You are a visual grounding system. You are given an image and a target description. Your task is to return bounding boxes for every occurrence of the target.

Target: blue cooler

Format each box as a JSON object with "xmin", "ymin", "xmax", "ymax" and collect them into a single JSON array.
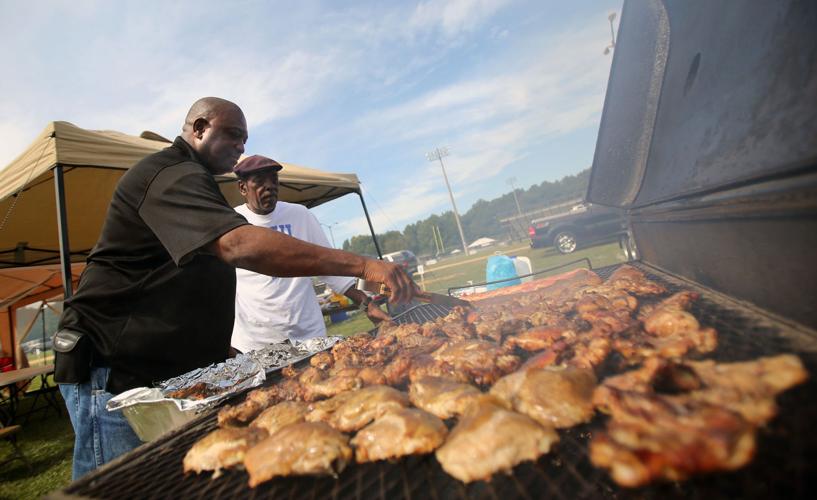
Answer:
[
  {"xmin": 329, "ymin": 310, "xmax": 348, "ymax": 323},
  {"xmin": 485, "ymin": 255, "xmax": 521, "ymax": 291}
]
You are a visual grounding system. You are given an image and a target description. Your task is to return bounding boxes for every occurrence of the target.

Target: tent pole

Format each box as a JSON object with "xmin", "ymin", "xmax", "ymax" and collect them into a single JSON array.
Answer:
[
  {"xmin": 357, "ymin": 192, "xmax": 383, "ymax": 259},
  {"xmin": 53, "ymin": 164, "xmax": 73, "ymax": 298}
]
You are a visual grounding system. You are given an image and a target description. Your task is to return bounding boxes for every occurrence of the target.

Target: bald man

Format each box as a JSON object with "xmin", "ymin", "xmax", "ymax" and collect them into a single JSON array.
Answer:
[{"xmin": 54, "ymin": 97, "xmax": 417, "ymax": 479}]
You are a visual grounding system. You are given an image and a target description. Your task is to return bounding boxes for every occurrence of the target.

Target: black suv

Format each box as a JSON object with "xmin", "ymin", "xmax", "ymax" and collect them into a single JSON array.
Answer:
[{"xmin": 528, "ymin": 203, "xmax": 626, "ymax": 254}]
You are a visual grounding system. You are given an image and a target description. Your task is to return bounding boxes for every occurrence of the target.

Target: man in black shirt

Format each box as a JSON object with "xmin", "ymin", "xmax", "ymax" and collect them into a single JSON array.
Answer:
[{"xmin": 56, "ymin": 97, "xmax": 417, "ymax": 479}]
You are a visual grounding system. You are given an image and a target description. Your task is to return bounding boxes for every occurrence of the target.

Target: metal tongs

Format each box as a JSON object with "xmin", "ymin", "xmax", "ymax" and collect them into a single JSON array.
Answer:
[{"xmin": 357, "ymin": 279, "xmax": 472, "ymax": 308}]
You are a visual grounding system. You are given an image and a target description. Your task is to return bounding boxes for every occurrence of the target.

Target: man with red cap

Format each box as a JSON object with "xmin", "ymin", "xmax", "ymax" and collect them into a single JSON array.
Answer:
[{"xmin": 230, "ymin": 155, "xmax": 390, "ymax": 352}]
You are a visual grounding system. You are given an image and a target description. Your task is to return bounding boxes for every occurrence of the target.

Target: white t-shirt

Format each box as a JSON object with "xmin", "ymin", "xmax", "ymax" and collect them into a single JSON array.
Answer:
[{"xmin": 231, "ymin": 202, "xmax": 355, "ymax": 353}]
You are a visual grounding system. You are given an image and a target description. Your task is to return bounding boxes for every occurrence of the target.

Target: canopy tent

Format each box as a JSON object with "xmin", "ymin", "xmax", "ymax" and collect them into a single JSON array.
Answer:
[
  {"xmin": 0, "ymin": 121, "xmax": 384, "ymax": 365},
  {"xmin": 0, "ymin": 263, "xmax": 84, "ymax": 365},
  {"xmin": 0, "ymin": 121, "xmax": 381, "ymax": 271}
]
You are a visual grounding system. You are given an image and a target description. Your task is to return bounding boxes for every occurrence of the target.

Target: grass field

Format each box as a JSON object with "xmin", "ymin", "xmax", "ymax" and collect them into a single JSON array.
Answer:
[{"xmin": 1, "ymin": 376, "xmax": 72, "ymax": 500}]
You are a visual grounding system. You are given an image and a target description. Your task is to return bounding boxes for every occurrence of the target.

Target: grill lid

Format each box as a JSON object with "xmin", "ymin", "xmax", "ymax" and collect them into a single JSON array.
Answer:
[{"xmin": 587, "ymin": 0, "xmax": 817, "ymax": 209}]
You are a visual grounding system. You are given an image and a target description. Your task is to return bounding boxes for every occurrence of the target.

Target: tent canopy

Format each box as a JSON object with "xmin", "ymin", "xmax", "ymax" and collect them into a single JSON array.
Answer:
[{"xmin": 0, "ymin": 121, "xmax": 362, "ymax": 267}]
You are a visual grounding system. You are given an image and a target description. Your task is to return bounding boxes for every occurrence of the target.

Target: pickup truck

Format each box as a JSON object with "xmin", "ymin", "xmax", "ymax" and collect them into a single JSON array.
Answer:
[{"xmin": 528, "ymin": 203, "xmax": 626, "ymax": 254}]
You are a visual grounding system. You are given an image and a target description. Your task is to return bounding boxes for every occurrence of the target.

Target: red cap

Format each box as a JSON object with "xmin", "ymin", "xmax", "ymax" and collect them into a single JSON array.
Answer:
[{"xmin": 233, "ymin": 155, "xmax": 283, "ymax": 177}]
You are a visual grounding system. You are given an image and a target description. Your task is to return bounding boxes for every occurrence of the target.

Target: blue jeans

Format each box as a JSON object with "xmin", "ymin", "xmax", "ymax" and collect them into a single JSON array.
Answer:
[{"xmin": 59, "ymin": 367, "xmax": 143, "ymax": 480}]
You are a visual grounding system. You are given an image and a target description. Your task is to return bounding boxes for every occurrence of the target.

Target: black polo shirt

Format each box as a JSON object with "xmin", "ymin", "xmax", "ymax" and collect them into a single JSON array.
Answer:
[{"xmin": 59, "ymin": 137, "xmax": 249, "ymax": 394}]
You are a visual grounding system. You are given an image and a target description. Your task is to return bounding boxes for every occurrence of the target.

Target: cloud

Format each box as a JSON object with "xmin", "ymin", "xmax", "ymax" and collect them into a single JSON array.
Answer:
[
  {"xmin": 409, "ymin": 0, "xmax": 514, "ymax": 38},
  {"xmin": 325, "ymin": 19, "xmax": 612, "ymax": 239}
]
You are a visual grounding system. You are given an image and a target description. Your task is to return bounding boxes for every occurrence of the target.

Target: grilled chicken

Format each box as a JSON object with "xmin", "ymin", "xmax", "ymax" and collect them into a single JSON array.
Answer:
[
  {"xmin": 590, "ymin": 389, "xmax": 756, "ymax": 487},
  {"xmin": 305, "ymin": 385, "xmax": 410, "ymax": 432},
  {"xmin": 435, "ymin": 397, "xmax": 558, "ymax": 483},
  {"xmin": 604, "ymin": 265, "xmax": 667, "ymax": 296},
  {"xmin": 490, "ymin": 366, "xmax": 596, "ymax": 428},
  {"xmin": 591, "ymin": 355, "xmax": 808, "ymax": 486},
  {"xmin": 408, "ymin": 376, "xmax": 486, "ymax": 419},
  {"xmin": 351, "ymin": 408, "xmax": 448, "ymax": 463},
  {"xmin": 183, "ymin": 427, "xmax": 268, "ymax": 477},
  {"xmin": 244, "ymin": 422, "xmax": 352, "ymax": 486},
  {"xmin": 249, "ymin": 401, "xmax": 308, "ymax": 435},
  {"xmin": 431, "ymin": 339, "xmax": 520, "ymax": 385},
  {"xmin": 302, "ymin": 374, "xmax": 363, "ymax": 402},
  {"xmin": 614, "ymin": 292, "xmax": 717, "ymax": 361},
  {"xmin": 218, "ymin": 378, "xmax": 304, "ymax": 427},
  {"xmin": 596, "ymin": 355, "xmax": 808, "ymax": 425},
  {"xmin": 408, "ymin": 354, "xmax": 472, "ymax": 384},
  {"xmin": 503, "ymin": 324, "xmax": 576, "ymax": 352}
]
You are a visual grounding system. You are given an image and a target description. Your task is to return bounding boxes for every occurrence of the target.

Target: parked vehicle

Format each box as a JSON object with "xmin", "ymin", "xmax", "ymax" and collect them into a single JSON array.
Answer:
[
  {"xmin": 382, "ymin": 250, "xmax": 419, "ymax": 275},
  {"xmin": 528, "ymin": 202, "xmax": 626, "ymax": 254}
]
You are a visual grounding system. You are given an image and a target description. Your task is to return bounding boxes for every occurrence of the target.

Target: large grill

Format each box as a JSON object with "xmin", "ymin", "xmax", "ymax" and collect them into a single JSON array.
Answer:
[{"xmin": 56, "ymin": 262, "xmax": 817, "ymax": 499}]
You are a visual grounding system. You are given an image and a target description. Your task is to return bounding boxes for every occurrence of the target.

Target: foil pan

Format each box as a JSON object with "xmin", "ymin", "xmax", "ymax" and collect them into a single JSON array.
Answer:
[{"xmin": 107, "ymin": 336, "xmax": 342, "ymax": 442}]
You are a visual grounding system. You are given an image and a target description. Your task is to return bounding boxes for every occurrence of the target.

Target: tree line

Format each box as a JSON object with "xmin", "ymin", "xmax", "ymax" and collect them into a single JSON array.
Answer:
[{"xmin": 342, "ymin": 168, "xmax": 590, "ymax": 257}]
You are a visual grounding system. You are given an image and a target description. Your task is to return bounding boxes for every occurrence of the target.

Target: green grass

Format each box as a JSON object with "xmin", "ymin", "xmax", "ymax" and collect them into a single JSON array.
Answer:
[{"xmin": 1, "ymin": 392, "xmax": 72, "ymax": 500}]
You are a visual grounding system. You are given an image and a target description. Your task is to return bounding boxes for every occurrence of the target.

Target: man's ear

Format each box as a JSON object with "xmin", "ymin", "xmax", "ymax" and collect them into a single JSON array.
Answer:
[
  {"xmin": 192, "ymin": 117, "xmax": 209, "ymax": 139},
  {"xmin": 237, "ymin": 179, "xmax": 248, "ymax": 195}
]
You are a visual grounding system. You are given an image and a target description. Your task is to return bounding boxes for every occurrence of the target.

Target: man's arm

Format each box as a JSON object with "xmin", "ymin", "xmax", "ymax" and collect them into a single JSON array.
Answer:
[{"xmin": 207, "ymin": 224, "xmax": 417, "ymax": 303}]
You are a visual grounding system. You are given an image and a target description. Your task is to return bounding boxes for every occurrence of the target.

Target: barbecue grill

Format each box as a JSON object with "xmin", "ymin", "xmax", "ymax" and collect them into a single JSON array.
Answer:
[
  {"xmin": 49, "ymin": 0, "xmax": 817, "ymax": 498},
  {"xmin": 49, "ymin": 264, "xmax": 817, "ymax": 499}
]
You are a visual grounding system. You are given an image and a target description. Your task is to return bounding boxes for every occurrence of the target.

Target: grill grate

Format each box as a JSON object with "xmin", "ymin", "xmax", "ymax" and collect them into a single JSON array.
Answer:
[{"xmin": 60, "ymin": 263, "xmax": 817, "ymax": 499}]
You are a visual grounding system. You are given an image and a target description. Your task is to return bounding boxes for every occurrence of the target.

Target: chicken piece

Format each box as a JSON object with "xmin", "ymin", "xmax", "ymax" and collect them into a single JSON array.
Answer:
[
  {"xmin": 408, "ymin": 354, "xmax": 472, "ymax": 384},
  {"xmin": 329, "ymin": 366, "xmax": 387, "ymax": 386},
  {"xmin": 167, "ymin": 382, "xmax": 222, "ymax": 400},
  {"xmin": 281, "ymin": 365, "xmax": 298, "ymax": 378},
  {"xmin": 217, "ymin": 379, "xmax": 302, "ymax": 427},
  {"xmin": 310, "ymin": 351, "xmax": 334, "ymax": 370},
  {"xmin": 250, "ymin": 401, "xmax": 308, "ymax": 435},
  {"xmin": 351, "ymin": 408, "xmax": 448, "ymax": 463},
  {"xmin": 503, "ymin": 325, "xmax": 575, "ymax": 352},
  {"xmin": 408, "ymin": 376, "xmax": 485, "ymax": 419},
  {"xmin": 331, "ymin": 334, "xmax": 376, "ymax": 368},
  {"xmin": 435, "ymin": 397, "xmax": 559, "ymax": 483},
  {"xmin": 305, "ymin": 385, "xmax": 410, "ymax": 432},
  {"xmin": 521, "ymin": 334, "xmax": 611, "ymax": 371},
  {"xmin": 432, "ymin": 339, "xmax": 520, "ymax": 385},
  {"xmin": 605, "ymin": 265, "xmax": 667, "ymax": 296},
  {"xmin": 643, "ymin": 292, "xmax": 706, "ymax": 337},
  {"xmin": 616, "ymin": 292, "xmax": 717, "ymax": 361},
  {"xmin": 575, "ymin": 291, "xmax": 637, "ymax": 337},
  {"xmin": 396, "ymin": 332, "xmax": 447, "ymax": 354},
  {"xmin": 589, "ymin": 389, "xmax": 756, "ymax": 487},
  {"xmin": 598, "ymin": 354, "xmax": 808, "ymax": 426},
  {"xmin": 383, "ymin": 352, "xmax": 413, "ymax": 386},
  {"xmin": 490, "ymin": 366, "xmax": 596, "ymax": 428},
  {"xmin": 244, "ymin": 422, "xmax": 352, "ymax": 486},
  {"xmin": 183, "ymin": 427, "xmax": 268, "ymax": 477},
  {"xmin": 302, "ymin": 374, "xmax": 363, "ymax": 402}
]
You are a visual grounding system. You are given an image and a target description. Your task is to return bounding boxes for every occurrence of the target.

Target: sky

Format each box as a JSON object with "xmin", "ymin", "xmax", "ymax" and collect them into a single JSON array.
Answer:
[{"xmin": 0, "ymin": 0, "xmax": 621, "ymax": 247}]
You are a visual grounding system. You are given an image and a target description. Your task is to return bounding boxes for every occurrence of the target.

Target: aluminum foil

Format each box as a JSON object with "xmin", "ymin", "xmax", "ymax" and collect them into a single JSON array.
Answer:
[{"xmin": 107, "ymin": 336, "xmax": 344, "ymax": 414}]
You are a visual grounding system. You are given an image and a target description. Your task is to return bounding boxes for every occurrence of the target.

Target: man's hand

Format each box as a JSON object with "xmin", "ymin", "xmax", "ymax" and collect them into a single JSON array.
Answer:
[
  {"xmin": 364, "ymin": 301, "xmax": 391, "ymax": 324},
  {"xmin": 361, "ymin": 259, "xmax": 419, "ymax": 304}
]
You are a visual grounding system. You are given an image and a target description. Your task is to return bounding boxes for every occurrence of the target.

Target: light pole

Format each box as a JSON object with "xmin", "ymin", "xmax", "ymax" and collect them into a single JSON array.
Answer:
[
  {"xmin": 604, "ymin": 12, "xmax": 617, "ymax": 55},
  {"xmin": 426, "ymin": 147, "xmax": 468, "ymax": 255},
  {"xmin": 321, "ymin": 222, "xmax": 338, "ymax": 248},
  {"xmin": 507, "ymin": 177, "xmax": 523, "ymax": 217}
]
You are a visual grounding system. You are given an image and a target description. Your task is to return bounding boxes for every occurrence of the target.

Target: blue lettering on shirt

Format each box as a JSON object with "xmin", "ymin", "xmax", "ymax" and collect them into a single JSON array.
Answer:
[{"xmin": 272, "ymin": 224, "xmax": 293, "ymax": 236}]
